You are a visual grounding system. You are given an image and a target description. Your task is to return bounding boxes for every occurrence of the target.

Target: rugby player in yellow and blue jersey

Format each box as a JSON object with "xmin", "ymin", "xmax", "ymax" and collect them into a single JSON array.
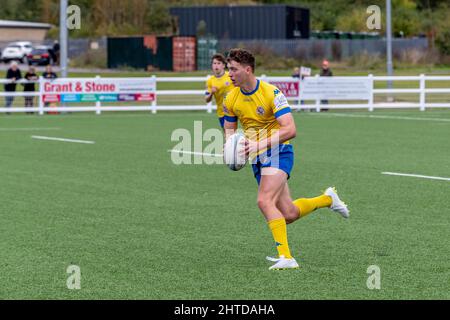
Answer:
[
  {"xmin": 205, "ymin": 53, "xmax": 235, "ymax": 128},
  {"xmin": 223, "ymin": 49, "xmax": 350, "ymax": 270}
]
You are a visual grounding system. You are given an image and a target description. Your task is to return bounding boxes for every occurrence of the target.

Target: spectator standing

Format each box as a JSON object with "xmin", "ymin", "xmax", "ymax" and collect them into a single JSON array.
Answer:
[
  {"xmin": 23, "ymin": 66, "xmax": 38, "ymax": 114},
  {"xmin": 43, "ymin": 64, "xmax": 58, "ymax": 80},
  {"xmin": 291, "ymin": 67, "xmax": 302, "ymax": 111},
  {"xmin": 320, "ymin": 60, "xmax": 333, "ymax": 77},
  {"xmin": 43, "ymin": 65, "xmax": 58, "ymax": 108},
  {"xmin": 52, "ymin": 40, "xmax": 60, "ymax": 65},
  {"xmin": 319, "ymin": 59, "xmax": 333, "ymax": 111},
  {"xmin": 292, "ymin": 67, "xmax": 300, "ymax": 79},
  {"xmin": 4, "ymin": 61, "xmax": 22, "ymax": 114}
]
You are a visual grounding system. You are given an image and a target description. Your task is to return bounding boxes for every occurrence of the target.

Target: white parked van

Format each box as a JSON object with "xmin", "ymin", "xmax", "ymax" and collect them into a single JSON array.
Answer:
[{"xmin": 1, "ymin": 41, "xmax": 33, "ymax": 63}]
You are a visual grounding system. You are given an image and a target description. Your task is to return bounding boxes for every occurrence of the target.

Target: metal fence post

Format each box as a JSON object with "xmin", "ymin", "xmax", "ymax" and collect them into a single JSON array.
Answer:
[
  {"xmin": 315, "ymin": 74, "xmax": 321, "ymax": 112},
  {"xmin": 206, "ymin": 75, "xmax": 212, "ymax": 113},
  {"xmin": 297, "ymin": 71, "xmax": 302, "ymax": 111},
  {"xmin": 38, "ymin": 76, "xmax": 44, "ymax": 115},
  {"xmin": 95, "ymin": 75, "xmax": 101, "ymax": 115},
  {"xmin": 152, "ymin": 75, "xmax": 157, "ymax": 114},
  {"xmin": 368, "ymin": 74, "xmax": 374, "ymax": 112},
  {"xmin": 261, "ymin": 74, "xmax": 266, "ymax": 81},
  {"xmin": 419, "ymin": 74, "xmax": 426, "ymax": 111}
]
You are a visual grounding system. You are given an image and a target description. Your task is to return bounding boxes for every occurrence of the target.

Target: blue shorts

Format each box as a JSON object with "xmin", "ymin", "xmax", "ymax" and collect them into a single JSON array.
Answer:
[
  {"xmin": 251, "ymin": 144, "xmax": 294, "ymax": 185},
  {"xmin": 219, "ymin": 117, "xmax": 225, "ymax": 128}
]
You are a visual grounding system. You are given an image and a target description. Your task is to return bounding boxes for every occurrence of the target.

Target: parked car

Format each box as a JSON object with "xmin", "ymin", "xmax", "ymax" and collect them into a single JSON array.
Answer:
[
  {"xmin": 27, "ymin": 46, "xmax": 53, "ymax": 66},
  {"xmin": 1, "ymin": 41, "xmax": 33, "ymax": 63}
]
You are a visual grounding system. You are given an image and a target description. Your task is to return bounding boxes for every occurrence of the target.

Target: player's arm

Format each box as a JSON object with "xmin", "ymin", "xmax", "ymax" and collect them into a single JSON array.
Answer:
[
  {"xmin": 223, "ymin": 119, "xmax": 237, "ymax": 140},
  {"xmin": 246, "ymin": 113, "xmax": 296, "ymax": 154},
  {"xmin": 223, "ymin": 96, "xmax": 237, "ymax": 140},
  {"xmin": 205, "ymin": 91, "xmax": 213, "ymax": 103},
  {"xmin": 247, "ymin": 91, "xmax": 296, "ymax": 154},
  {"xmin": 205, "ymin": 86, "xmax": 217, "ymax": 103},
  {"xmin": 267, "ymin": 112, "xmax": 296, "ymax": 147},
  {"xmin": 205, "ymin": 77, "xmax": 216, "ymax": 103}
]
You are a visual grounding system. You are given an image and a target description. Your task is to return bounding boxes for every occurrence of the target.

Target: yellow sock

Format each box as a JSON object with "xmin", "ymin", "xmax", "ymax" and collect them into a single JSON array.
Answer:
[
  {"xmin": 268, "ymin": 218, "xmax": 292, "ymax": 259},
  {"xmin": 293, "ymin": 195, "xmax": 332, "ymax": 218}
]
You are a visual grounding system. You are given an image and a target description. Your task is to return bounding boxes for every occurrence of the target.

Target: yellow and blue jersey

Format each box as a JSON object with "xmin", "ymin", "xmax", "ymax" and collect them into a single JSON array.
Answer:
[
  {"xmin": 223, "ymin": 79, "xmax": 292, "ymax": 145},
  {"xmin": 224, "ymin": 79, "xmax": 294, "ymax": 183},
  {"xmin": 206, "ymin": 71, "xmax": 235, "ymax": 118}
]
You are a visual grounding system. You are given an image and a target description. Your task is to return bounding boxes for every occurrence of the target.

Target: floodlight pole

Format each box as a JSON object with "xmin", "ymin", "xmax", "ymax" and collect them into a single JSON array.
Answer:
[
  {"xmin": 60, "ymin": 0, "xmax": 68, "ymax": 78},
  {"xmin": 386, "ymin": 0, "xmax": 393, "ymax": 90}
]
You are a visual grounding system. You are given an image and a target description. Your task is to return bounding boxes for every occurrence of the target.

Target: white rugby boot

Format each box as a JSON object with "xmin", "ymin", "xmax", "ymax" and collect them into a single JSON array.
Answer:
[
  {"xmin": 268, "ymin": 255, "xmax": 299, "ymax": 270},
  {"xmin": 266, "ymin": 256, "xmax": 280, "ymax": 262},
  {"xmin": 324, "ymin": 187, "xmax": 349, "ymax": 218}
]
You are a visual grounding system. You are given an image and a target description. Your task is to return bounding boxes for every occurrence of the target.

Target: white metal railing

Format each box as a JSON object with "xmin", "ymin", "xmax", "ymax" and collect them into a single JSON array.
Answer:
[{"xmin": 0, "ymin": 74, "xmax": 449, "ymax": 114}]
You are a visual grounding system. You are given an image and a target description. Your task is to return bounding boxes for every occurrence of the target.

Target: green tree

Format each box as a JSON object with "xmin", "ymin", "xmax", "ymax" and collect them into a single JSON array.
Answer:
[
  {"xmin": 392, "ymin": 5, "xmax": 421, "ymax": 36},
  {"xmin": 146, "ymin": 0, "xmax": 173, "ymax": 34},
  {"xmin": 335, "ymin": 7, "xmax": 370, "ymax": 32}
]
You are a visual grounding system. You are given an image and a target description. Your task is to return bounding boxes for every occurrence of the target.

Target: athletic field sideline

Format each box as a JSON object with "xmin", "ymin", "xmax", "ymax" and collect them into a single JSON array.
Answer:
[{"xmin": 0, "ymin": 110, "xmax": 448, "ymax": 299}]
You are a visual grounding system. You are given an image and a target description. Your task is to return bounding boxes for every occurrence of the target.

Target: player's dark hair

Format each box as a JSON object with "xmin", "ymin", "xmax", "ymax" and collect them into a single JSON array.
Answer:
[
  {"xmin": 227, "ymin": 48, "xmax": 255, "ymax": 72},
  {"xmin": 211, "ymin": 53, "xmax": 226, "ymax": 66}
]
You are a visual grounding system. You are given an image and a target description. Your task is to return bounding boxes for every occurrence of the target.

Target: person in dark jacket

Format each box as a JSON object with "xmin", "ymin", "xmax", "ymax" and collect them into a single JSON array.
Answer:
[
  {"xmin": 52, "ymin": 41, "xmax": 60, "ymax": 65},
  {"xmin": 320, "ymin": 60, "xmax": 333, "ymax": 77},
  {"xmin": 42, "ymin": 65, "xmax": 58, "ymax": 108},
  {"xmin": 43, "ymin": 64, "xmax": 58, "ymax": 80},
  {"xmin": 23, "ymin": 66, "xmax": 38, "ymax": 114},
  {"xmin": 291, "ymin": 67, "xmax": 302, "ymax": 111},
  {"xmin": 319, "ymin": 60, "xmax": 333, "ymax": 110},
  {"xmin": 4, "ymin": 61, "xmax": 22, "ymax": 113}
]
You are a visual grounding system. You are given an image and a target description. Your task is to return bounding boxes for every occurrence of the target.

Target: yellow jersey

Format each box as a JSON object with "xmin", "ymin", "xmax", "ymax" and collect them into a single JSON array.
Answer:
[
  {"xmin": 223, "ymin": 79, "xmax": 291, "ymax": 145},
  {"xmin": 206, "ymin": 71, "xmax": 235, "ymax": 118}
]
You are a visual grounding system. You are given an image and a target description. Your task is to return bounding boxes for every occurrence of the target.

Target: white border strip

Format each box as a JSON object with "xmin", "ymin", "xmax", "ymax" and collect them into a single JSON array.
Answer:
[
  {"xmin": 31, "ymin": 135, "xmax": 95, "ymax": 144},
  {"xmin": 168, "ymin": 149, "xmax": 223, "ymax": 157},
  {"xmin": 382, "ymin": 171, "xmax": 450, "ymax": 182}
]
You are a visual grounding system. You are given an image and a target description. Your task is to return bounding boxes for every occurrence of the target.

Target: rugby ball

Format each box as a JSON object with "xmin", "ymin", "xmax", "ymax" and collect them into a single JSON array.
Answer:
[{"xmin": 223, "ymin": 132, "xmax": 248, "ymax": 171}]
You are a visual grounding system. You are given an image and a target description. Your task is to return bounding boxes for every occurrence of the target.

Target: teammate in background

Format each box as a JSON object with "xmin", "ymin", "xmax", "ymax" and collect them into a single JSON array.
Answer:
[
  {"xmin": 205, "ymin": 53, "xmax": 235, "ymax": 128},
  {"xmin": 223, "ymin": 49, "xmax": 349, "ymax": 270},
  {"xmin": 319, "ymin": 60, "xmax": 332, "ymax": 110}
]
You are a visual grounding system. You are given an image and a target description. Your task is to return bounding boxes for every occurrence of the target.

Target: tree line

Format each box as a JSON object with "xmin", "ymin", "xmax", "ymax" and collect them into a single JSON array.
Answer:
[{"xmin": 1, "ymin": 0, "xmax": 449, "ymax": 53}]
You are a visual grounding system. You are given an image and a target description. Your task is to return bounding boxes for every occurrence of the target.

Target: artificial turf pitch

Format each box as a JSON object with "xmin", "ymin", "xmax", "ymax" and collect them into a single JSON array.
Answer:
[{"xmin": 0, "ymin": 110, "xmax": 449, "ymax": 299}]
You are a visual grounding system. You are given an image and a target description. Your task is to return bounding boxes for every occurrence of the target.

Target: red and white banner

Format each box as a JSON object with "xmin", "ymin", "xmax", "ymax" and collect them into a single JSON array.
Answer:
[
  {"xmin": 42, "ymin": 77, "xmax": 156, "ymax": 102},
  {"xmin": 268, "ymin": 81, "xmax": 300, "ymax": 98}
]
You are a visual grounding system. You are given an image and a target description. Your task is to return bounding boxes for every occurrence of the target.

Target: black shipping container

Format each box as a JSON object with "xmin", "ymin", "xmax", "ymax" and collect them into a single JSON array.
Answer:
[
  {"xmin": 170, "ymin": 5, "xmax": 310, "ymax": 40},
  {"xmin": 107, "ymin": 36, "xmax": 173, "ymax": 71},
  {"xmin": 107, "ymin": 37, "xmax": 151, "ymax": 69},
  {"xmin": 153, "ymin": 37, "xmax": 173, "ymax": 71}
]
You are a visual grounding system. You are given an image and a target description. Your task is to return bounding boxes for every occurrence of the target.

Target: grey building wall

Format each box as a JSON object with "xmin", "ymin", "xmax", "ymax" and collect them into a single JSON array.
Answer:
[
  {"xmin": 43, "ymin": 38, "xmax": 107, "ymax": 59},
  {"xmin": 218, "ymin": 38, "xmax": 429, "ymax": 59}
]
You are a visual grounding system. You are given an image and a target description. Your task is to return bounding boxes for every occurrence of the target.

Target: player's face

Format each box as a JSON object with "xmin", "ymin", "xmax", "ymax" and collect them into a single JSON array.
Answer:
[
  {"xmin": 211, "ymin": 59, "xmax": 225, "ymax": 76},
  {"xmin": 227, "ymin": 60, "xmax": 251, "ymax": 87}
]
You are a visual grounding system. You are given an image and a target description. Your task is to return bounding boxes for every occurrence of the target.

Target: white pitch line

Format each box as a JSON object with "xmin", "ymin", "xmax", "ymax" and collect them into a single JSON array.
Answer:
[
  {"xmin": 31, "ymin": 135, "xmax": 95, "ymax": 144},
  {"xmin": 0, "ymin": 127, "xmax": 61, "ymax": 131},
  {"xmin": 168, "ymin": 149, "xmax": 223, "ymax": 157},
  {"xmin": 309, "ymin": 113, "xmax": 450, "ymax": 122},
  {"xmin": 382, "ymin": 172, "xmax": 450, "ymax": 182}
]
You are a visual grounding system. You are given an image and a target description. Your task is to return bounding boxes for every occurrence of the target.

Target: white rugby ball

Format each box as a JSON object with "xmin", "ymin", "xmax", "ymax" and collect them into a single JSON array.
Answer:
[{"xmin": 223, "ymin": 132, "xmax": 248, "ymax": 171}]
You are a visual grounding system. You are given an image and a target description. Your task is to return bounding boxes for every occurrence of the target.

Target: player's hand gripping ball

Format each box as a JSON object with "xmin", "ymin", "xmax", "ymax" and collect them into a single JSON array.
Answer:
[{"xmin": 223, "ymin": 132, "xmax": 248, "ymax": 171}]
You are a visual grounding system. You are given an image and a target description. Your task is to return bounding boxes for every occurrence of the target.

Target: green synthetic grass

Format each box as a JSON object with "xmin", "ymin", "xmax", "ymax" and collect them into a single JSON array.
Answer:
[{"xmin": 0, "ymin": 110, "xmax": 449, "ymax": 299}]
